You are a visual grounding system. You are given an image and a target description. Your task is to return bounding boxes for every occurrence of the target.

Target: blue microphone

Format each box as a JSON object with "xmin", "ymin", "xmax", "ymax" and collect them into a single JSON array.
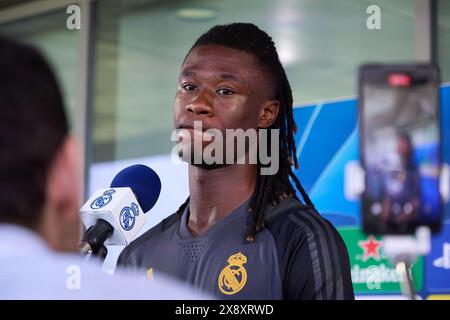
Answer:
[{"xmin": 110, "ymin": 164, "xmax": 162, "ymax": 213}]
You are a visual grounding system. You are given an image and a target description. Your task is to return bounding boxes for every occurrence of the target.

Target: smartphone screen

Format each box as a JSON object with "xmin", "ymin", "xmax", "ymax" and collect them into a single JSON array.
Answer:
[{"xmin": 359, "ymin": 64, "xmax": 441, "ymax": 234}]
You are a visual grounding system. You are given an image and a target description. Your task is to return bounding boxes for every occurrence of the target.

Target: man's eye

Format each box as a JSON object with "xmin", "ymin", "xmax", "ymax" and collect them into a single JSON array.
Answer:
[
  {"xmin": 217, "ymin": 88, "xmax": 235, "ymax": 95},
  {"xmin": 182, "ymin": 84, "xmax": 197, "ymax": 91}
]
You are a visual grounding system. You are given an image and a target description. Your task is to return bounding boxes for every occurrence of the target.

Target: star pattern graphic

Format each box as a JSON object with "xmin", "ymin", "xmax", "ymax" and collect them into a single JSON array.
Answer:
[{"xmin": 358, "ymin": 235, "xmax": 382, "ymax": 262}]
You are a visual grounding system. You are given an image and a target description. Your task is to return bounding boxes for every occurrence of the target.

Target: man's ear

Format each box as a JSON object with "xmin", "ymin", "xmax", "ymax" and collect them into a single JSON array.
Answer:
[
  {"xmin": 46, "ymin": 136, "xmax": 81, "ymax": 218},
  {"xmin": 41, "ymin": 135, "xmax": 81, "ymax": 251},
  {"xmin": 258, "ymin": 100, "xmax": 279, "ymax": 128}
]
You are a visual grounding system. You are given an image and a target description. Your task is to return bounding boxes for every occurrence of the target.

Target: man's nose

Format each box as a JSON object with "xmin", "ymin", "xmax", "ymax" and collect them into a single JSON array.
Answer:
[{"xmin": 185, "ymin": 89, "xmax": 212, "ymax": 116}]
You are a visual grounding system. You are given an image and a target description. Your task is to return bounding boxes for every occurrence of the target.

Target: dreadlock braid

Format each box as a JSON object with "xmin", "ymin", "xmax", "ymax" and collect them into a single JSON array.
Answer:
[{"xmin": 177, "ymin": 23, "xmax": 315, "ymax": 242}]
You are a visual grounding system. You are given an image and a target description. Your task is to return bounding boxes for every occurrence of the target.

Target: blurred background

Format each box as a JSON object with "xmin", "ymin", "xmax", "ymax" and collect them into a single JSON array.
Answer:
[{"xmin": 0, "ymin": 0, "xmax": 449, "ymax": 299}]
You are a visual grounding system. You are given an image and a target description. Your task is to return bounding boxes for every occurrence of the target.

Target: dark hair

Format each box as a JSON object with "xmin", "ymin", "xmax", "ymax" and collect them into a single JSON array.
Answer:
[
  {"xmin": 177, "ymin": 23, "xmax": 315, "ymax": 242},
  {"xmin": 0, "ymin": 37, "xmax": 68, "ymax": 228}
]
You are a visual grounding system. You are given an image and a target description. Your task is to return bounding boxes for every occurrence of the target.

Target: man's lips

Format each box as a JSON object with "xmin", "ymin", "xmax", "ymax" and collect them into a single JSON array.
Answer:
[
  {"xmin": 175, "ymin": 124, "xmax": 217, "ymax": 140},
  {"xmin": 176, "ymin": 124, "xmax": 195, "ymax": 130},
  {"xmin": 176, "ymin": 124, "xmax": 210, "ymax": 131}
]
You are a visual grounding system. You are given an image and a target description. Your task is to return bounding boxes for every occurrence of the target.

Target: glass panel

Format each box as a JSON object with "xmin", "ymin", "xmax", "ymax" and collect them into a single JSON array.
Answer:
[
  {"xmin": 0, "ymin": 9, "xmax": 80, "ymax": 132},
  {"xmin": 92, "ymin": 0, "xmax": 417, "ymax": 162},
  {"xmin": 0, "ymin": 1, "xmax": 38, "ymax": 10}
]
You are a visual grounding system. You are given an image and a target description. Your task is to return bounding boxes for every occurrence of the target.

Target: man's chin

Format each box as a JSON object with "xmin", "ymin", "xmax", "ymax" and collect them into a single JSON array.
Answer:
[
  {"xmin": 189, "ymin": 162, "xmax": 228, "ymax": 170},
  {"xmin": 178, "ymin": 152, "xmax": 226, "ymax": 170}
]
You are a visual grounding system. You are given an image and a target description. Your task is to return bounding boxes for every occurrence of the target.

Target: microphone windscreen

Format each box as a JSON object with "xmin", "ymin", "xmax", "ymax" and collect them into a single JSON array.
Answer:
[{"xmin": 110, "ymin": 164, "xmax": 161, "ymax": 213}]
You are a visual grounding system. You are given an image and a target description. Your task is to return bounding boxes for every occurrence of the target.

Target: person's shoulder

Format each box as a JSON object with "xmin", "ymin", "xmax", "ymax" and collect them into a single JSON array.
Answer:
[
  {"xmin": 118, "ymin": 211, "xmax": 181, "ymax": 265},
  {"xmin": 265, "ymin": 197, "xmax": 354, "ymax": 300},
  {"xmin": 54, "ymin": 252, "xmax": 206, "ymax": 299},
  {"xmin": 265, "ymin": 197, "xmax": 342, "ymax": 245},
  {"xmin": 0, "ymin": 251, "xmax": 134, "ymax": 299}
]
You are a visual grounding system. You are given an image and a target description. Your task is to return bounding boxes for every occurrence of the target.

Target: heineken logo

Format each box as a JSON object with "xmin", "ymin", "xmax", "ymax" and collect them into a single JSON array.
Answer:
[
  {"xmin": 358, "ymin": 235, "xmax": 382, "ymax": 262},
  {"xmin": 351, "ymin": 264, "xmax": 405, "ymax": 290},
  {"xmin": 338, "ymin": 227, "xmax": 423, "ymax": 294}
]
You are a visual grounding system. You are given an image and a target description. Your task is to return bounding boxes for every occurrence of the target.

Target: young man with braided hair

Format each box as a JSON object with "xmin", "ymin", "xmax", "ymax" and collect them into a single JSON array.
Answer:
[{"xmin": 118, "ymin": 23, "xmax": 354, "ymax": 300}]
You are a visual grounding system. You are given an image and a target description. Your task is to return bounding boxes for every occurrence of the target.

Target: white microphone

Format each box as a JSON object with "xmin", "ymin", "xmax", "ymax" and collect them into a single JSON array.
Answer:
[{"xmin": 79, "ymin": 165, "xmax": 161, "ymax": 258}]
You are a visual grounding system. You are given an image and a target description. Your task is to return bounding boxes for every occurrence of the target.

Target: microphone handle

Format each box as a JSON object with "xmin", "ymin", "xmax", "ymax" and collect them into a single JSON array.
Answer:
[
  {"xmin": 95, "ymin": 245, "xmax": 108, "ymax": 260},
  {"xmin": 79, "ymin": 241, "xmax": 93, "ymax": 255},
  {"xmin": 80, "ymin": 219, "xmax": 114, "ymax": 257}
]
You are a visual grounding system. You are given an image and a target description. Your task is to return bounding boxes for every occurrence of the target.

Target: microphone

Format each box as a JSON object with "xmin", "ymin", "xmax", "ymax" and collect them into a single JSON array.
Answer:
[{"xmin": 79, "ymin": 164, "xmax": 161, "ymax": 258}]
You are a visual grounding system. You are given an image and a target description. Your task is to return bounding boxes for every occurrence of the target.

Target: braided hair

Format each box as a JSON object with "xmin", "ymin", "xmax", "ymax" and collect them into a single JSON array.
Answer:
[{"xmin": 176, "ymin": 23, "xmax": 315, "ymax": 242}]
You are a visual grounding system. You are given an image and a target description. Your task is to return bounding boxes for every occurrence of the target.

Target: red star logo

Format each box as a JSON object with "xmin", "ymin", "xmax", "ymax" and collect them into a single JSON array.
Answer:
[{"xmin": 358, "ymin": 236, "xmax": 382, "ymax": 262}]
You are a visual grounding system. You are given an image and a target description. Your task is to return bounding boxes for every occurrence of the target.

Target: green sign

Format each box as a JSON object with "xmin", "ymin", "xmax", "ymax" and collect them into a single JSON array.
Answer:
[{"xmin": 338, "ymin": 227, "xmax": 423, "ymax": 294}]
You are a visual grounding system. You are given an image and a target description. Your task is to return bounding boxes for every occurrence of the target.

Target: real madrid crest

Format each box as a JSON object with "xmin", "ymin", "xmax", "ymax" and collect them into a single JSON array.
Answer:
[
  {"xmin": 119, "ymin": 202, "xmax": 139, "ymax": 231},
  {"xmin": 90, "ymin": 189, "xmax": 115, "ymax": 209},
  {"xmin": 218, "ymin": 252, "xmax": 248, "ymax": 295}
]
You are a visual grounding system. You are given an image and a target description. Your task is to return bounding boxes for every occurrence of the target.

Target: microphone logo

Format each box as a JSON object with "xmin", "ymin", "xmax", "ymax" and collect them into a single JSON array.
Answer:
[
  {"xmin": 119, "ymin": 202, "xmax": 139, "ymax": 231},
  {"xmin": 90, "ymin": 189, "xmax": 116, "ymax": 209}
]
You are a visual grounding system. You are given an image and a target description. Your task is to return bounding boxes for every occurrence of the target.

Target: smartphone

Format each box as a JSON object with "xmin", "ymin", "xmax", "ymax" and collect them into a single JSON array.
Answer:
[{"xmin": 359, "ymin": 64, "xmax": 442, "ymax": 234}]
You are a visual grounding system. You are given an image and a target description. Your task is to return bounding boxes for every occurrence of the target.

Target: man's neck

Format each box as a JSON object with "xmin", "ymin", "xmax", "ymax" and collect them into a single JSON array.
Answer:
[{"xmin": 187, "ymin": 164, "xmax": 257, "ymax": 237}]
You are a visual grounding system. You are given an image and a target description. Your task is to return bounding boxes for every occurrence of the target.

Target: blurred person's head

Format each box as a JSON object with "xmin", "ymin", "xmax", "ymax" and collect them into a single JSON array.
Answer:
[
  {"xmin": 396, "ymin": 132, "xmax": 414, "ymax": 166},
  {"xmin": 0, "ymin": 37, "xmax": 80, "ymax": 252},
  {"xmin": 397, "ymin": 132, "xmax": 413, "ymax": 157}
]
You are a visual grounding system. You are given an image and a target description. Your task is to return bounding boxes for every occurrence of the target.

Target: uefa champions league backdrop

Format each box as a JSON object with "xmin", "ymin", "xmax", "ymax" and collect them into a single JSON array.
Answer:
[{"xmin": 90, "ymin": 84, "xmax": 450, "ymax": 298}]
